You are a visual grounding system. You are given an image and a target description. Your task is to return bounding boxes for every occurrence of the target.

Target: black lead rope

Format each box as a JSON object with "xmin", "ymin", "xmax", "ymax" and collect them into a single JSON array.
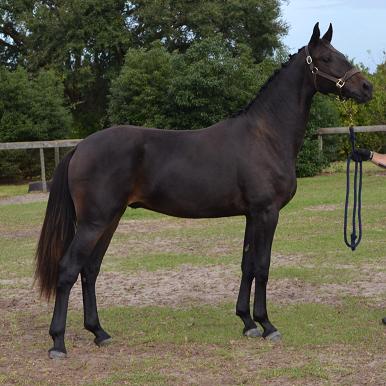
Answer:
[{"xmin": 344, "ymin": 127, "xmax": 363, "ymax": 251}]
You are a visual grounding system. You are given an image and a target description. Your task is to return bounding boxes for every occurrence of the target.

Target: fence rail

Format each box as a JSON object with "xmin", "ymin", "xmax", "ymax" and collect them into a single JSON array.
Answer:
[
  {"xmin": 0, "ymin": 139, "xmax": 82, "ymax": 192},
  {"xmin": 317, "ymin": 125, "xmax": 386, "ymax": 151},
  {"xmin": 1, "ymin": 127, "xmax": 386, "ymax": 192}
]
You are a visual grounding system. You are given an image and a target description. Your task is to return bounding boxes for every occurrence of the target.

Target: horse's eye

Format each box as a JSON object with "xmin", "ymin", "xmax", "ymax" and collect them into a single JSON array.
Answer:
[{"xmin": 322, "ymin": 57, "xmax": 330, "ymax": 63}]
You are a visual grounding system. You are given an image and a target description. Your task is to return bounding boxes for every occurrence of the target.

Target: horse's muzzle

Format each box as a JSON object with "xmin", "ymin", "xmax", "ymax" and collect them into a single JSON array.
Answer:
[{"xmin": 347, "ymin": 79, "xmax": 373, "ymax": 104}]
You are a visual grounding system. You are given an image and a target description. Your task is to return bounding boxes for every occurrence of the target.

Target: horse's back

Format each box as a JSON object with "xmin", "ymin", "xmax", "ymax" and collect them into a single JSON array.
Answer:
[{"xmin": 67, "ymin": 124, "xmax": 249, "ymax": 218}]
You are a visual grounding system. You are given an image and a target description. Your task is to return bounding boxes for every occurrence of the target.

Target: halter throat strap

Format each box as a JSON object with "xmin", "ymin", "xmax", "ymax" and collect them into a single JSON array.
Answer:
[{"xmin": 304, "ymin": 45, "xmax": 360, "ymax": 91}]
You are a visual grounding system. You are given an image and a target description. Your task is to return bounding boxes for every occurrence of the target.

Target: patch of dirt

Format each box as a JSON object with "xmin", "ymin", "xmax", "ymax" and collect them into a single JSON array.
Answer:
[
  {"xmin": 0, "ymin": 229, "xmax": 40, "ymax": 239},
  {"xmin": 117, "ymin": 218, "xmax": 212, "ymax": 234},
  {"xmin": 305, "ymin": 204, "xmax": 339, "ymax": 211},
  {"xmin": 272, "ymin": 253, "xmax": 309, "ymax": 267},
  {"xmin": 0, "ymin": 192, "xmax": 48, "ymax": 206},
  {"xmin": 2, "ymin": 262, "xmax": 385, "ymax": 316}
]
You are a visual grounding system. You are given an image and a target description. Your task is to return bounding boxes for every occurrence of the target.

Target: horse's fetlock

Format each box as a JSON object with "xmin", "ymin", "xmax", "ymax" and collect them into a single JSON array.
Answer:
[
  {"xmin": 236, "ymin": 307, "xmax": 247, "ymax": 317},
  {"xmin": 49, "ymin": 328, "xmax": 64, "ymax": 338},
  {"xmin": 84, "ymin": 322, "xmax": 98, "ymax": 333},
  {"xmin": 253, "ymin": 311, "xmax": 267, "ymax": 324}
]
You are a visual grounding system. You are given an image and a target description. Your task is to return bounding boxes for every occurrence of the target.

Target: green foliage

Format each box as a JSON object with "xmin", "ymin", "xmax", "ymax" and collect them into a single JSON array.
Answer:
[
  {"xmin": 108, "ymin": 42, "xmax": 173, "ymax": 128},
  {"xmin": 296, "ymin": 94, "xmax": 340, "ymax": 177},
  {"xmin": 297, "ymin": 59, "xmax": 386, "ymax": 175},
  {"xmin": 129, "ymin": 0, "xmax": 287, "ymax": 62},
  {"xmin": 109, "ymin": 37, "xmax": 278, "ymax": 129},
  {"xmin": 336, "ymin": 62, "xmax": 386, "ymax": 155},
  {"xmin": 168, "ymin": 38, "xmax": 274, "ymax": 129},
  {"xmin": 0, "ymin": 67, "xmax": 71, "ymax": 141},
  {"xmin": 350, "ymin": 62, "xmax": 386, "ymax": 127},
  {"xmin": 315, "ymin": 61, "xmax": 386, "ymax": 162},
  {"xmin": 1, "ymin": 0, "xmax": 287, "ymax": 136},
  {"xmin": 0, "ymin": 66, "xmax": 72, "ymax": 179}
]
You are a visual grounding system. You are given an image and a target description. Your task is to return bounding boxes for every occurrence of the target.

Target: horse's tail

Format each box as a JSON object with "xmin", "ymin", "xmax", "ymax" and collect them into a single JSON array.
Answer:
[{"xmin": 35, "ymin": 148, "xmax": 77, "ymax": 300}]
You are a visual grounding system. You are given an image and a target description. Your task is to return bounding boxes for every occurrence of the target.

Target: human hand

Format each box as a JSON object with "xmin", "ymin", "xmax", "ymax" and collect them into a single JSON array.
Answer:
[{"xmin": 352, "ymin": 148, "xmax": 373, "ymax": 162}]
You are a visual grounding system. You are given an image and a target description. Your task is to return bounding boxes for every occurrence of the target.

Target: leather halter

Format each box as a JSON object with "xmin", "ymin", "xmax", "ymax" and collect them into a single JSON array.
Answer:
[{"xmin": 305, "ymin": 45, "xmax": 360, "ymax": 91}]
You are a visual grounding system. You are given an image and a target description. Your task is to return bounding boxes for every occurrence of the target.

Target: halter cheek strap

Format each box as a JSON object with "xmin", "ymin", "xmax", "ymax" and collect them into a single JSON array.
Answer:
[{"xmin": 305, "ymin": 45, "xmax": 360, "ymax": 91}]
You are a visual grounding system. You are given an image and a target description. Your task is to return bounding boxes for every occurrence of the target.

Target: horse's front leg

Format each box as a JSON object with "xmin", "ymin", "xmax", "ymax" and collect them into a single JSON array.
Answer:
[{"xmin": 236, "ymin": 207, "xmax": 280, "ymax": 341}]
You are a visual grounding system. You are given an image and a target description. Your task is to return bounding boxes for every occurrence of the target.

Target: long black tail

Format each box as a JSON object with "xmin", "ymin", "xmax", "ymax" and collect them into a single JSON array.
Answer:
[{"xmin": 35, "ymin": 149, "xmax": 76, "ymax": 300}]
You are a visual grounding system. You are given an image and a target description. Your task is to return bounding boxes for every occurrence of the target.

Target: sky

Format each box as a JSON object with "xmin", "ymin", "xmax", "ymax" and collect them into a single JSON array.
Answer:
[{"xmin": 280, "ymin": 0, "xmax": 386, "ymax": 72}]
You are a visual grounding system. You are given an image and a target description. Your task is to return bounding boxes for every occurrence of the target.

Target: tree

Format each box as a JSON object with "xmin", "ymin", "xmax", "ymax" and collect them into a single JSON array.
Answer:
[
  {"xmin": 296, "ymin": 94, "xmax": 340, "ymax": 177},
  {"xmin": 167, "ymin": 37, "xmax": 275, "ymax": 129},
  {"xmin": 1, "ymin": 0, "xmax": 131, "ymax": 135},
  {"xmin": 128, "ymin": 0, "xmax": 287, "ymax": 62},
  {"xmin": 108, "ymin": 42, "xmax": 173, "ymax": 128},
  {"xmin": 0, "ymin": 0, "xmax": 29, "ymax": 66},
  {"xmin": 0, "ymin": 66, "xmax": 72, "ymax": 141},
  {"xmin": 1, "ymin": 0, "xmax": 287, "ymax": 135},
  {"xmin": 108, "ymin": 37, "xmax": 279, "ymax": 130},
  {"xmin": 0, "ymin": 66, "xmax": 72, "ymax": 179}
]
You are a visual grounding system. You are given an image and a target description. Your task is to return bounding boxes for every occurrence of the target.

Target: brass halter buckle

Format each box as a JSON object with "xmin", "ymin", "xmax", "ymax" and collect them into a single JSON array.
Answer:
[
  {"xmin": 311, "ymin": 66, "xmax": 319, "ymax": 74},
  {"xmin": 336, "ymin": 79, "xmax": 345, "ymax": 88}
]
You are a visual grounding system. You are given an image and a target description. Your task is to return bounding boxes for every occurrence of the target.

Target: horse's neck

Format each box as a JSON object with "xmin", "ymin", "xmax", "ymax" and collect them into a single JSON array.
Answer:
[{"xmin": 247, "ymin": 53, "xmax": 316, "ymax": 157}]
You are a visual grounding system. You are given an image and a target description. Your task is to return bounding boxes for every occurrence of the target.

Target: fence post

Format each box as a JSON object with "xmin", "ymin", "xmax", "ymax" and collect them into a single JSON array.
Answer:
[
  {"xmin": 39, "ymin": 148, "xmax": 47, "ymax": 193},
  {"xmin": 54, "ymin": 146, "xmax": 60, "ymax": 167},
  {"xmin": 318, "ymin": 135, "xmax": 323, "ymax": 151}
]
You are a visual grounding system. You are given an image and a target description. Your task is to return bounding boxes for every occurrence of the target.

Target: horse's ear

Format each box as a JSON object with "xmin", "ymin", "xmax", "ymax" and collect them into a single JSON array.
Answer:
[
  {"xmin": 309, "ymin": 22, "xmax": 320, "ymax": 45},
  {"xmin": 322, "ymin": 23, "xmax": 333, "ymax": 43}
]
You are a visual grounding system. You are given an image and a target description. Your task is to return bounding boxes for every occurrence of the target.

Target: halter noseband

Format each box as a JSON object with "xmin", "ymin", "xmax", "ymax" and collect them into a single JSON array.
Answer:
[{"xmin": 305, "ymin": 45, "xmax": 360, "ymax": 91}]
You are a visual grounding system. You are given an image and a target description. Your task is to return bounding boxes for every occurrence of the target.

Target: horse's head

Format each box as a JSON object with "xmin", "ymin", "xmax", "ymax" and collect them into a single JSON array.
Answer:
[{"xmin": 305, "ymin": 23, "xmax": 372, "ymax": 103}]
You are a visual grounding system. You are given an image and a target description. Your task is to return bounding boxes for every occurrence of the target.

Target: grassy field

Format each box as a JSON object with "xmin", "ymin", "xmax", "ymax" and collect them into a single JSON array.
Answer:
[
  {"xmin": 0, "ymin": 163, "xmax": 385, "ymax": 385},
  {"xmin": 0, "ymin": 183, "xmax": 28, "ymax": 199}
]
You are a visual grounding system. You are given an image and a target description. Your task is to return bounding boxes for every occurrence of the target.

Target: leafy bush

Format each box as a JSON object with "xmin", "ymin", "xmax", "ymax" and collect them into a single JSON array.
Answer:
[
  {"xmin": 296, "ymin": 94, "xmax": 340, "ymax": 177},
  {"xmin": 108, "ymin": 37, "xmax": 278, "ymax": 129},
  {"xmin": 0, "ymin": 67, "xmax": 72, "ymax": 180}
]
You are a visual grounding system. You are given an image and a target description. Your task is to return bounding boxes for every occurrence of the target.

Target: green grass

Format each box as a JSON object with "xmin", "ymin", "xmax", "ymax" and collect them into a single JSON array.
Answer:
[
  {"xmin": 271, "ymin": 265, "xmax": 356, "ymax": 284},
  {"xmin": 0, "ymin": 183, "xmax": 28, "ymax": 198},
  {"xmin": 4, "ymin": 298, "xmax": 384, "ymax": 385},
  {"xmin": 0, "ymin": 163, "xmax": 385, "ymax": 385}
]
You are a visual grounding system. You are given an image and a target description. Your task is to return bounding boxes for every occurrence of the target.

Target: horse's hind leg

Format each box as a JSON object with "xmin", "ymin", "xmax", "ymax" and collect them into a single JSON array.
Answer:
[
  {"xmin": 48, "ymin": 223, "xmax": 107, "ymax": 358},
  {"xmin": 81, "ymin": 219, "xmax": 120, "ymax": 346}
]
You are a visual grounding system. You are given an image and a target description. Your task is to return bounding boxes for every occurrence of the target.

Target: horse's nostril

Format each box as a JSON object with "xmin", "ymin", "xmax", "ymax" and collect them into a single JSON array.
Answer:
[{"xmin": 362, "ymin": 81, "xmax": 372, "ymax": 92}]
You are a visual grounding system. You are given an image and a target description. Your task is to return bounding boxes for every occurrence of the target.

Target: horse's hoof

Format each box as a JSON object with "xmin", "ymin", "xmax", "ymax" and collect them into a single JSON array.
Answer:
[
  {"xmin": 243, "ymin": 328, "xmax": 262, "ymax": 338},
  {"xmin": 95, "ymin": 337, "xmax": 112, "ymax": 347},
  {"xmin": 48, "ymin": 349, "xmax": 67, "ymax": 359},
  {"xmin": 265, "ymin": 330, "xmax": 282, "ymax": 342},
  {"xmin": 382, "ymin": 317, "xmax": 386, "ymax": 325}
]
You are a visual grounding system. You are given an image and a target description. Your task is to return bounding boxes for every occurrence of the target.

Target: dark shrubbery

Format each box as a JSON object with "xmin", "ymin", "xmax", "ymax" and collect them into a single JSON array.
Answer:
[{"xmin": 0, "ymin": 67, "xmax": 72, "ymax": 180}]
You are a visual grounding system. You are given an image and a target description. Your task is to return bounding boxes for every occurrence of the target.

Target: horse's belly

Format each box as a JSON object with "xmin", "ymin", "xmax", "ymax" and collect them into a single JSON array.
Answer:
[{"xmin": 134, "ymin": 181, "xmax": 245, "ymax": 218}]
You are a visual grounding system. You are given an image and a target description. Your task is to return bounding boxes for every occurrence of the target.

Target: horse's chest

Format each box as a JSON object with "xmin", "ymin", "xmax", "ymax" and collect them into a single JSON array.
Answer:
[{"xmin": 244, "ymin": 169, "xmax": 297, "ymax": 209}]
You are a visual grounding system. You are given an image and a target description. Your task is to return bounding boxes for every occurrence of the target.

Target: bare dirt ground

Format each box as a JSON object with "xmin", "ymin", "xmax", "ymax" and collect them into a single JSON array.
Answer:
[
  {"xmin": 0, "ymin": 192, "xmax": 48, "ymax": 206},
  {"xmin": 1, "ymin": 262, "xmax": 385, "ymax": 323}
]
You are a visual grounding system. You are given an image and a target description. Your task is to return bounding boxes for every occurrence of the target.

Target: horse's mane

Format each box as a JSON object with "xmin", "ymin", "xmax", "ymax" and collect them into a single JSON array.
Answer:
[{"xmin": 232, "ymin": 47, "xmax": 304, "ymax": 117}]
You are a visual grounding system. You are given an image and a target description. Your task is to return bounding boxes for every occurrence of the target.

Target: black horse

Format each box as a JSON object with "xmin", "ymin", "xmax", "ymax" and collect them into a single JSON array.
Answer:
[{"xmin": 35, "ymin": 23, "xmax": 372, "ymax": 358}]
